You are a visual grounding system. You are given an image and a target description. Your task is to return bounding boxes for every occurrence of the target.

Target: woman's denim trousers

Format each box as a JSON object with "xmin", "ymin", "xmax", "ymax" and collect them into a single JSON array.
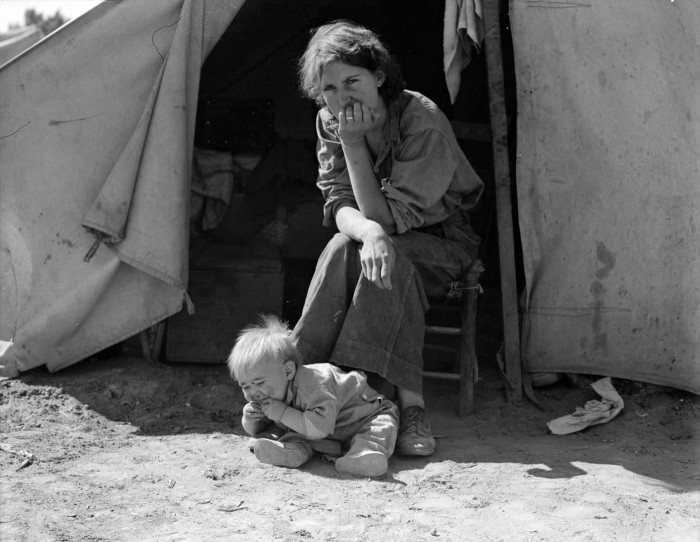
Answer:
[{"xmin": 292, "ymin": 230, "xmax": 475, "ymax": 394}]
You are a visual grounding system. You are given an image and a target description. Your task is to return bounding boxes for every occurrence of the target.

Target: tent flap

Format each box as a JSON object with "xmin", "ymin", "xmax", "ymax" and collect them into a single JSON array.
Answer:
[
  {"xmin": 0, "ymin": 25, "xmax": 43, "ymax": 67},
  {"xmin": 0, "ymin": 0, "xmax": 243, "ymax": 374},
  {"xmin": 511, "ymin": 0, "xmax": 700, "ymax": 393}
]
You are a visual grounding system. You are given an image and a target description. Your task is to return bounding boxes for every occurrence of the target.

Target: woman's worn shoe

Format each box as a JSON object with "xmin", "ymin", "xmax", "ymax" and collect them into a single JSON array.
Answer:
[
  {"xmin": 253, "ymin": 438, "xmax": 312, "ymax": 468},
  {"xmin": 396, "ymin": 406, "xmax": 436, "ymax": 456},
  {"xmin": 335, "ymin": 450, "xmax": 388, "ymax": 477}
]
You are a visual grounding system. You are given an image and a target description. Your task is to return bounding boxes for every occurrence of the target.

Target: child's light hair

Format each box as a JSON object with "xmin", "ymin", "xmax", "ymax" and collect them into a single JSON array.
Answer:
[{"xmin": 227, "ymin": 314, "xmax": 303, "ymax": 381}]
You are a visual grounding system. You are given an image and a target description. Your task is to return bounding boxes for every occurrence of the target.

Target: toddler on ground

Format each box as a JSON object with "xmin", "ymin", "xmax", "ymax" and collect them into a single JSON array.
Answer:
[{"xmin": 227, "ymin": 315, "xmax": 399, "ymax": 477}]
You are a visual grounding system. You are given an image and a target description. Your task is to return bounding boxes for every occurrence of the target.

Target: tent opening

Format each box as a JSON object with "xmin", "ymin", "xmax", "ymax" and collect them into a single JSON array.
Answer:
[{"xmin": 163, "ymin": 0, "xmax": 521, "ymax": 364}]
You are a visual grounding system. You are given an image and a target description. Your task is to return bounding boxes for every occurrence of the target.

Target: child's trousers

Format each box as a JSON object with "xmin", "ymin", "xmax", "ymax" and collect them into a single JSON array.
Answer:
[
  {"xmin": 342, "ymin": 400, "xmax": 399, "ymax": 460},
  {"xmin": 264, "ymin": 399, "xmax": 400, "ymax": 468}
]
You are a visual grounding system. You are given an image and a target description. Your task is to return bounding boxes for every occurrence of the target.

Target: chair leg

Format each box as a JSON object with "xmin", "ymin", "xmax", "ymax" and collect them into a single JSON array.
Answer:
[
  {"xmin": 458, "ymin": 292, "xmax": 478, "ymax": 416},
  {"xmin": 458, "ymin": 261, "xmax": 484, "ymax": 417}
]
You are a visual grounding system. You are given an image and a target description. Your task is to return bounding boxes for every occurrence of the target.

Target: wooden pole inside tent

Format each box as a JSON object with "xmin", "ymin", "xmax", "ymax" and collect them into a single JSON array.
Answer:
[{"xmin": 482, "ymin": 0, "xmax": 523, "ymax": 402}]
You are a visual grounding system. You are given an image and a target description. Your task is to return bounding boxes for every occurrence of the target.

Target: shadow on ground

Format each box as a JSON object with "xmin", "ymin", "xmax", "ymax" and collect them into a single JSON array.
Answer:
[{"xmin": 7, "ymin": 345, "xmax": 698, "ymax": 494}]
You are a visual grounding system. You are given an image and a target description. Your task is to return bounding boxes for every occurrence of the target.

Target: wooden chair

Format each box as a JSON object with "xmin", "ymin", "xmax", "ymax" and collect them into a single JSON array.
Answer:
[
  {"xmin": 423, "ymin": 259, "xmax": 485, "ymax": 417},
  {"xmin": 423, "ymin": 0, "xmax": 523, "ymax": 412}
]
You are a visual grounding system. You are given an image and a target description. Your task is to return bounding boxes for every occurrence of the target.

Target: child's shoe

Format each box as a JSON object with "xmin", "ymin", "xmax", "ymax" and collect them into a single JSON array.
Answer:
[
  {"xmin": 335, "ymin": 449, "xmax": 388, "ymax": 477},
  {"xmin": 253, "ymin": 438, "xmax": 312, "ymax": 468},
  {"xmin": 247, "ymin": 427, "xmax": 285, "ymax": 453}
]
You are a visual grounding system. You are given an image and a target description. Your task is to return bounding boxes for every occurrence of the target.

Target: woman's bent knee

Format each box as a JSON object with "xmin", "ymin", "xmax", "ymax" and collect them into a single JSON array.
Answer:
[
  {"xmin": 321, "ymin": 233, "xmax": 357, "ymax": 257},
  {"xmin": 329, "ymin": 232, "xmax": 355, "ymax": 248},
  {"xmin": 313, "ymin": 233, "xmax": 359, "ymax": 275}
]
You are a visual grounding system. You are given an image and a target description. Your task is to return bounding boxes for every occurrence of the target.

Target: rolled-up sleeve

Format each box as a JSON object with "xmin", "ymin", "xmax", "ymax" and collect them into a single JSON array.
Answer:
[
  {"xmin": 381, "ymin": 128, "xmax": 460, "ymax": 234},
  {"xmin": 315, "ymin": 111, "xmax": 359, "ymax": 227}
]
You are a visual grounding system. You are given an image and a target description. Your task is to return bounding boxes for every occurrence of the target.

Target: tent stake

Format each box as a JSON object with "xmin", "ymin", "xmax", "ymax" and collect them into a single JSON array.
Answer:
[{"xmin": 483, "ymin": 0, "xmax": 522, "ymax": 402}]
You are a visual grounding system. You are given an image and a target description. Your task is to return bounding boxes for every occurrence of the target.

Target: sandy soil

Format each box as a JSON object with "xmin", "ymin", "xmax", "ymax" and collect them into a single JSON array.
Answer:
[{"xmin": 1, "ymin": 351, "xmax": 698, "ymax": 542}]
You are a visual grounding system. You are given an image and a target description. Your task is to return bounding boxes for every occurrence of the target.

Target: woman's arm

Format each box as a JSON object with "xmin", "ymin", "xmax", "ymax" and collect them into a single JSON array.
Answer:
[
  {"xmin": 331, "ymin": 104, "xmax": 396, "ymax": 289},
  {"xmin": 335, "ymin": 206, "xmax": 395, "ymax": 290},
  {"xmin": 338, "ymin": 103, "xmax": 395, "ymax": 234}
]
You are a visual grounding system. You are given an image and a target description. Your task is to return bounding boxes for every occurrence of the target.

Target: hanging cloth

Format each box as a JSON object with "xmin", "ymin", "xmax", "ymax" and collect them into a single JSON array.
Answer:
[{"xmin": 443, "ymin": 0, "xmax": 484, "ymax": 103}]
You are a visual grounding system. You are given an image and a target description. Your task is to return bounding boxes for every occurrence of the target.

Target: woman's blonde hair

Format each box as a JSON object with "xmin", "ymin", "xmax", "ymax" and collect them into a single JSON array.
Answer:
[
  {"xmin": 298, "ymin": 20, "xmax": 405, "ymax": 107},
  {"xmin": 227, "ymin": 314, "xmax": 303, "ymax": 381}
]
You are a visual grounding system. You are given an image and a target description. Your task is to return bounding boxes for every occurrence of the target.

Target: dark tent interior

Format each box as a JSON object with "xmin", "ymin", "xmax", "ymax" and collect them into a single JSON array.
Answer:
[{"xmin": 165, "ymin": 0, "xmax": 520, "ymax": 377}]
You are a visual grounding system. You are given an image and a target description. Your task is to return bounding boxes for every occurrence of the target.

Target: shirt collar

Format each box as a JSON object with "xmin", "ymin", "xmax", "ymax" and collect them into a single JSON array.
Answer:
[
  {"xmin": 372, "ymin": 97, "xmax": 401, "ymax": 172},
  {"xmin": 384, "ymin": 97, "xmax": 401, "ymax": 147},
  {"xmin": 284, "ymin": 371, "xmax": 297, "ymax": 405}
]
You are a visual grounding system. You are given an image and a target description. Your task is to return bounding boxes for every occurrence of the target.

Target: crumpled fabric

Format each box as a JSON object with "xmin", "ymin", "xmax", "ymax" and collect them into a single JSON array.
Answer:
[
  {"xmin": 0, "ymin": 0, "xmax": 243, "ymax": 376},
  {"xmin": 547, "ymin": 377, "xmax": 624, "ymax": 435},
  {"xmin": 190, "ymin": 148, "xmax": 235, "ymax": 232},
  {"xmin": 443, "ymin": 0, "xmax": 484, "ymax": 103}
]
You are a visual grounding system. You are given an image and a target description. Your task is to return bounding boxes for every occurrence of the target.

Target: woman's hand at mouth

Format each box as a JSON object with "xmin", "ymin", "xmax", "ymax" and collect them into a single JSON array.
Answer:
[{"xmin": 338, "ymin": 102, "xmax": 376, "ymax": 148}]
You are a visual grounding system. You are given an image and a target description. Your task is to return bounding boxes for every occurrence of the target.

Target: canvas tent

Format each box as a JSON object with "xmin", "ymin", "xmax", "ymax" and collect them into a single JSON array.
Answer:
[
  {"xmin": 511, "ymin": 0, "xmax": 699, "ymax": 393},
  {"xmin": 0, "ymin": 25, "xmax": 43, "ymax": 66},
  {"xmin": 0, "ymin": 0, "xmax": 697, "ymax": 394},
  {"xmin": 0, "ymin": 0, "xmax": 241, "ymax": 376},
  {"xmin": 0, "ymin": 0, "xmax": 475, "ymax": 376}
]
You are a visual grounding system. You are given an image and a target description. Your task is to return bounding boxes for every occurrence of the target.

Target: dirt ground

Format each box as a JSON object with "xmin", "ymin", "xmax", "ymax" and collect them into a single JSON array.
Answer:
[{"xmin": 1, "ymin": 346, "xmax": 698, "ymax": 542}]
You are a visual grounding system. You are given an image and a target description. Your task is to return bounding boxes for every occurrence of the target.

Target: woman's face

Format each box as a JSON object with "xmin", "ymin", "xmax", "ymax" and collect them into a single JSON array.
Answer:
[{"xmin": 320, "ymin": 61, "xmax": 386, "ymax": 121}]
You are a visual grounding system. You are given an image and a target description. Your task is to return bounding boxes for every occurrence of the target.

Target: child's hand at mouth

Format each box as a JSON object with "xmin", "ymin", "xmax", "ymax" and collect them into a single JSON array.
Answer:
[
  {"xmin": 243, "ymin": 401, "xmax": 267, "ymax": 420},
  {"xmin": 260, "ymin": 398, "xmax": 288, "ymax": 422}
]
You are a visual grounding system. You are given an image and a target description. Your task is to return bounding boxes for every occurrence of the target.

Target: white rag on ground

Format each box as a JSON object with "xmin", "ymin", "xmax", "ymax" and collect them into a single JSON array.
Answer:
[
  {"xmin": 443, "ymin": 0, "xmax": 484, "ymax": 103},
  {"xmin": 547, "ymin": 377, "xmax": 624, "ymax": 435}
]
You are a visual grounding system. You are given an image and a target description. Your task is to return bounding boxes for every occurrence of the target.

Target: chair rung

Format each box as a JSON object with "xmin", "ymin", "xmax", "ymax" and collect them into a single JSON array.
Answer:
[
  {"xmin": 423, "ymin": 344, "xmax": 458, "ymax": 354},
  {"xmin": 425, "ymin": 325, "xmax": 462, "ymax": 336},
  {"xmin": 422, "ymin": 370, "xmax": 460, "ymax": 382}
]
